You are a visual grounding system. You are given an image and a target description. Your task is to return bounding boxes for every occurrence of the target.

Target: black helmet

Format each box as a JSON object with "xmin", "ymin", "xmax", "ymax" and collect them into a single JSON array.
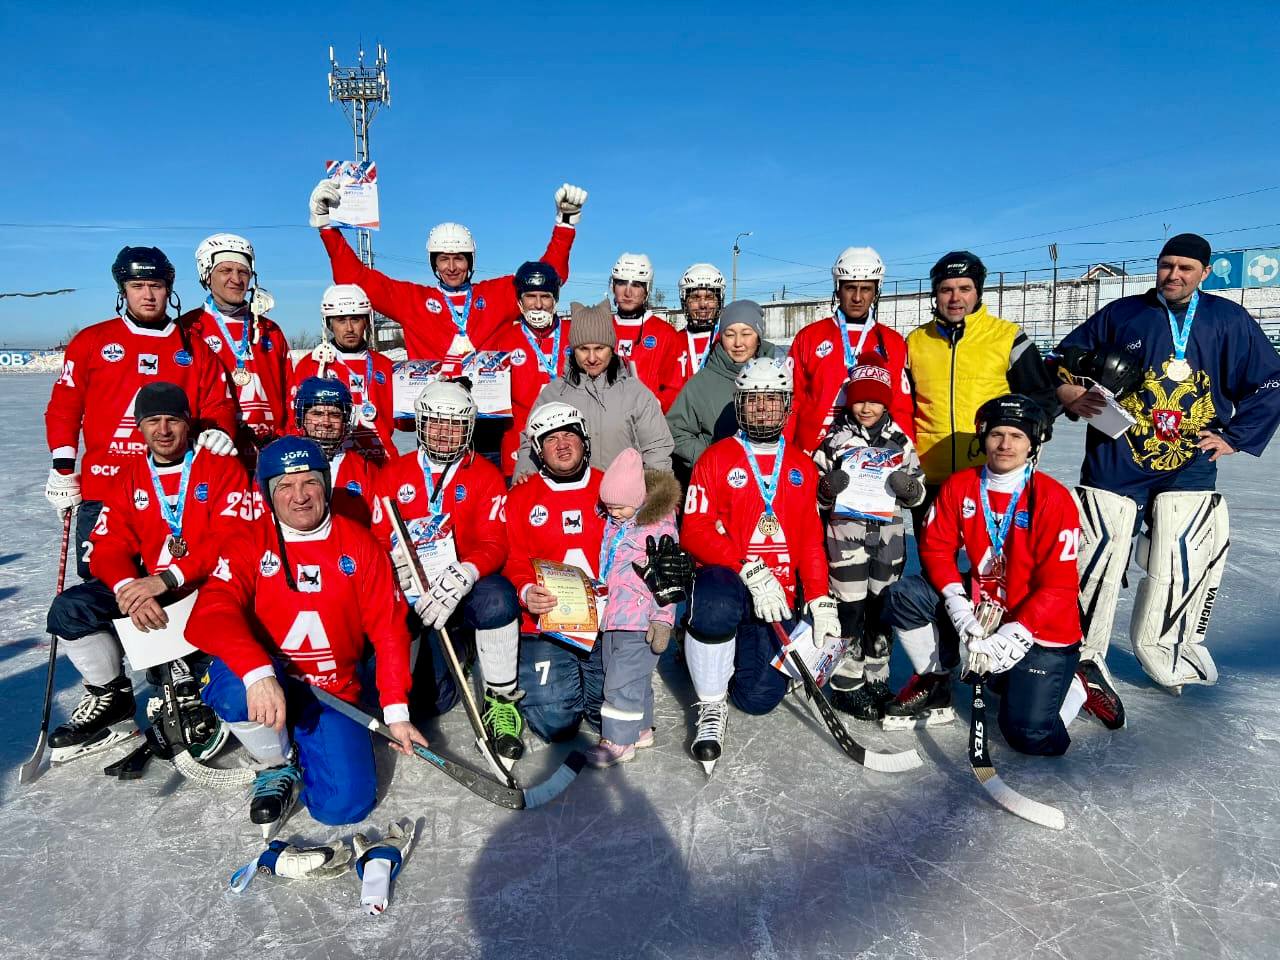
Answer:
[
  {"xmin": 975, "ymin": 393, "xmax": 1050, "ymax": 455},
  {"xmin": 1053, "ymin": 346, "xmax": 1144, "ymax": 401},
  {"xmin": 930, "ymin": 250, "xmax": 986, "ymax": 296},
  {"xmin": 111, "ymin": 246, "xmax": 175, "ymax": 289},
  {"xmin": 515, "ymin": 260, "xmax": 561, "ymax": 299}
]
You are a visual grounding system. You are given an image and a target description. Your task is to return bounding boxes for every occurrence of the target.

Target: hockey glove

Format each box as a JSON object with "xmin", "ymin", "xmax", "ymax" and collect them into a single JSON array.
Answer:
[
  {"xmin": 554, "ymin": 183, "xmax": 588, "ymax": 226},
  {"xmin": 738, "ymin": 558, "xmax": 789, "ymax": 623},
  {"xmin": 354, "ymin": 818, "xmax": 416, "ymax": 915},
  {"xmin": 886, "ymin": 469, "xmax": 924, "ymax": 506},
  {"xmin": 632, "ymin": 534, "xmax": 693, "ymax": 606},
  {"xmin": 646, "ymin": 620, "xmax": 673, "ymax": 654},
  {"xmin": 230, "ymin": 839, "xmax": 353, "ymax": 892},
  {"xmin": 942, "ymin": 584, "xmax": 986, "ymax": 641},
  {"xmin": 44, "ymin": 467, "xmax": 82, "ymax": 516},
  {"xmin": 196, "ymin": 428, "xmax": 237, "ymax": 457},
  {"xmin": 309, "ymin": 179, "xmax": 342, "ymax": 228},
  {"xmin": 807, "ymin": 595, "xmax": 841, "ymax": 650},
  {"xmin": 966, "ymin": 620, "xmax": 1034, "ymax": 675},
  {"xmin": 415, "ymin": 561, "xmax": 478, "ymax": 630}
]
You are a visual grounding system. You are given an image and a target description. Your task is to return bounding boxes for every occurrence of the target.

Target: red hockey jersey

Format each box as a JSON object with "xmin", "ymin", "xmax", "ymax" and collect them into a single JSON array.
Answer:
[
  {"xmin": 682, "ymin": 436, "xmax": 828, "ymax": 606},
  {"xmin": 921, "ymin": 466, "xmax": 1082, "ymax": 647},
  {"xmin": 320, "ymin": 226, "xmax": 575, "ymax": 364},
  {"xmin": 613, "ymin": 312, "xmax": 685, "ymax": 413},
  {"xmin": 503, "ymin": 469, "xmax": 606, "ymax": 634},
  {"xmin": 489, "ymin": 319, "xmax": 574, "ymax": 476},
  {"xmin": 189, "ymin": 513, "xmax": 412, "ymax": 716},
  {"xmin": 788, "ymin": 316, "xmax": 914, "ymax": 455},
  {"xmin": 45, "ymin": 316, "xmax": 236, "ymax": 502},
  {"xmin": 331, "ymin": 448, "xmax": 380, "ymax": 528},
  {"xmin": 290, "ymin": 347, "xmax": 398, "ymax": 463}
]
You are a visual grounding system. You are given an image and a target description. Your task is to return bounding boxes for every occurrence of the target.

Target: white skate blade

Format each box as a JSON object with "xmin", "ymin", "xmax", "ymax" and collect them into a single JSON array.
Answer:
[
  {"xmin": 881, "ymin": 706, "xmax": 956, "ymax": 731},
  {"xmin": 698, "ymin": 758, "xmax": 717, "ymax": 777},
  {"xmin": 49, "ymin": 723, "xmax": 139, "ymax": 765}
]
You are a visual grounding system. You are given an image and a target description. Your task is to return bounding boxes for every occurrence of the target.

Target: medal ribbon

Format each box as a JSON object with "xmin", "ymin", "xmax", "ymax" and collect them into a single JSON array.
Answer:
[
  {"xmin": 443, "ymin": 286, "xmax": 473, "ymax": 336},
  {"xmin": 979, "ymin": 464, "xmax": 1030, "ymax": 562},
  {"xmin": 417, "ymin": 453, "xmax": 461, "ymax": 518},
  {"xmin": 204, "ymin": 295, "xmax": 252, "ymax": 372},
  {"xmin": 836, "ymin": 307, "xmax": 875, "ymax": 375},
  {"xmin": 148, "ymin": 449, "xmax": 194, "ymax": 541},
  {"xmin": 521, "ymin": 321, "xmax": 563, "ymax": 381},
  {"xmin": 738, "ymin": 432, "xmax": 786, "ymax": 520},
  {"xmin": 1157, "ymin": 289, "xmax": 1198, "ymax": 363},
  {"xmin": 597, "ymin": 518, "xmax": 630, "ymax": 584}
]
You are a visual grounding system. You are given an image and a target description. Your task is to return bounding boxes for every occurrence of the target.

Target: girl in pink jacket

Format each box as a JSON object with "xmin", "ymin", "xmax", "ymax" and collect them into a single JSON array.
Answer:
[{"xmin": 586, "ymin": 448, "xmax": 683, "ymax": 768}]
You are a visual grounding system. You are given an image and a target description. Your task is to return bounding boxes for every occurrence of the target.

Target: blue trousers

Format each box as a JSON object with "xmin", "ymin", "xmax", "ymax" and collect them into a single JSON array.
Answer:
[
  {"xmin": 517, "ymin": 634, "xmax": 604, "ymax": 742},
  {"xmin": 47, "ymin": 577, "xmax": 120, "ymax": 639},
  {"xmin": 74, "ymin": 500, "xmax": 105, "ymax": 581},
  {"xmin": 600, "ymin": 629, "xmax": 657, "ymax": 745},
  {"xmin": 1084, "ymin": 445, "xmax": 1217, "ymax": 526},
  {"xmin": 201, "ymin": 658, "xmax": 376, "ymax": 826}
]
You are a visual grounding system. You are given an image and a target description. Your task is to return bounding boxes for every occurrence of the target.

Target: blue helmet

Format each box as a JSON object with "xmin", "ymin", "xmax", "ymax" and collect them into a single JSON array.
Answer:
[
  {"xmin": 256, "ymin": 436, "xmax": 332, "ymax": 505},
  {"xmin": 293, "ymin": 376, "xmax": 352, "ymax": 455},
  {"xmin": 515, "ymin": 260, "xmax": 561, "ymax": 299}
]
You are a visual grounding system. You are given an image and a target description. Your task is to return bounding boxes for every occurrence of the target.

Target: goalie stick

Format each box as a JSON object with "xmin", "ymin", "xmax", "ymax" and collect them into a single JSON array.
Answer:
[
  {"xmin": 313, "ymin": 686, "xmax": 584, "ymax": 811},
  {"xmin": 967, "ymin": 676, "xmax": 1065, "ymax": 830},
  {"xmin": 770, "ymin": 622, "xmax": 923, "ymax": 774},
  {"xmin": 19, "ymin": 511, "xmax": 73, "ymax": 786}
]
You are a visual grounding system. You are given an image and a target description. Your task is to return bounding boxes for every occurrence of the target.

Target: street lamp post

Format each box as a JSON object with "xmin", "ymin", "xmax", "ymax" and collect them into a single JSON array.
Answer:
[{"xmin": 732, "ymin": 231, "xmax": 753, "ymax": 301}]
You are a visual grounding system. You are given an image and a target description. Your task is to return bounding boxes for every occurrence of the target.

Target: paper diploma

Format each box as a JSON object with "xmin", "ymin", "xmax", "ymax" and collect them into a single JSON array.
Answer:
[
  {"xmin": 325, "ymin": 160, "xmax": 380, "ymax": 230},
  {"xmin": 533, "ymin": 559, "xmax": 599, "ymax": 650},
  {"xmin": 1083, "ymin": 383, "xmax": 1137, "ymax": 439},
  {"xmin": 832, "ymin": 447, "xmax": 904, "ymax": 523}
]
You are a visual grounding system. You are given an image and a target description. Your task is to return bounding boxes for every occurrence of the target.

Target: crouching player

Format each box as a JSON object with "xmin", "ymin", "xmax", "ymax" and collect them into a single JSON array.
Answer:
[
  {"xmin": 880, "ymin": 395, "xmax": 1088, "ymax": 756},
  {"xmin": 190, "ymin": 436, "xmax": 424, "ymax": 835}
]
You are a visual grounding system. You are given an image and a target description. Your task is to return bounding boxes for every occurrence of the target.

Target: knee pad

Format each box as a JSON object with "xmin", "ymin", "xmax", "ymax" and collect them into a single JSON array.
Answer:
[
  {"xmin": 1130, "ymin": 491, "xmax": 1228, "ymax": 689},
  {"xmin": 464, "ymin": 575, "xmax": 520, "ymax": 630},
  {"xmin": 1073, "ymin": 486, "xmax": 1137, "ymax": 664}
]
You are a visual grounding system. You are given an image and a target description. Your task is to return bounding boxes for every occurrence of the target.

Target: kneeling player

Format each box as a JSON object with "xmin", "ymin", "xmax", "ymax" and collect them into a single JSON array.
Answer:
[
  {"xmin": 881, "ymin": 395, "xmax": 1088, "ymax": 756},
  {"xmin": 293, "ymin": 376, "xmax": 379, "ymax": 527},
  {"xmin": 191, "ymin": 437, "xmax": 423, "ymax": 835},
  {"xmin": 680, "ymin": 358, "xmax": 841, "ymax": 774}
]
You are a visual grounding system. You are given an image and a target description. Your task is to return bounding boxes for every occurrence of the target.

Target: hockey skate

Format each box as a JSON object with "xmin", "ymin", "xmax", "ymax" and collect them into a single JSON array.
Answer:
[
  {"xmin": 691, "ymin": 699, "xmax": 728, "ymax": 777},
  {"xmin": 481, "ymin": 690, "xmax": 525, "ymax": 767},
  {"xmin": 1077, "ymin": 660, "xmax": 1126, "ymax": 730},
  {"xmin": 250, "ymin": 759, "xmax": 301, "ymax": 840},
  {"xmin": 835, "ymin": 679, "xmax": 895, "ymax": 722},
  {"xmin": 881, "ymin": 672, "xmax": 955, "ymax": 730},
  {"xmin": 49, "ymin": 677, "xmax": 139, "ymax": 765}
]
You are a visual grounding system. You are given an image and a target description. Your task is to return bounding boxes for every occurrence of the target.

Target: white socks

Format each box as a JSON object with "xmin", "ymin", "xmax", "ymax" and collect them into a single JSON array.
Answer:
[
  {"xmin": 685, "ymin": 634, "xmax": 735, "ymax": 703},
  {"xmin": 61, "ymin": 631, "xmax": 124, "ymax": 687},
  {"xmin": 475, "ymin": 622, "xmax": 519, "ymax": 695}
]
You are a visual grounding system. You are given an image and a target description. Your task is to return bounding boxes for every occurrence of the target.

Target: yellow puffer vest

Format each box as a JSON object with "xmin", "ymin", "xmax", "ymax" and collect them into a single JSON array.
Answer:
[{"xmin": 907, "ymin": 305, "xmax": 1018, "ymax": 484}]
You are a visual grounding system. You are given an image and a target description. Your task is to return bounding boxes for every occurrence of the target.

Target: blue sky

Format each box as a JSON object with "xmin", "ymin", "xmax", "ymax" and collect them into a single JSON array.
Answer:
[{"xmin": 4, "ymin": 1, "xmax": 1278, "ymax": 346}]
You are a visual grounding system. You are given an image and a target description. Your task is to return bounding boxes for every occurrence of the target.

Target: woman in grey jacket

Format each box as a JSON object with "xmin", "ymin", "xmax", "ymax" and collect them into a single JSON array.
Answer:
[
  {"xmin": 516, "ymin": 299, "xmax": 674, "ymax": 476},
  {"xmin": 666, "ymin": 300, "xmax": 784, "ymax": 482}
]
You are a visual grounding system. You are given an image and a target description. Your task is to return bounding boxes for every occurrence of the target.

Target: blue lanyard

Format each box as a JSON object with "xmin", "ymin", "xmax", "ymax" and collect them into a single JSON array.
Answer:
[
  {"xmin": 979, "ymin": 465, "xmax": 1030, "ymax": 561},
  {"xmin": 1157, "ymin": 289, "xmax": 1198, "ymax": 361},
  {"xmin": 521, "ymin": 321, "xmax": 563, "ymax": 381},
  {"xmin": 443, "ymin": 286, "xmax": 473, "ymax": 336},
  {"xmin": 417, "ymin": 453, "xmax": 456, "ymax": 517},
  {"xmin": 738, "ymin": 432, "xmax": 785, "ymax": 518},
  {"xmin": 598, "ymin": 519, "xmax": 630, "ymax": 584},
  {"xmin": 836, "ymin": 308, "xmax": 875, "ymax": 374},
  {"xmin": 205, "ymin": 296, "xmax": 252, "ymax": 369},
  {"xmin": 147, "ymin": 450, "xmax": 194, "ymax": 539}
]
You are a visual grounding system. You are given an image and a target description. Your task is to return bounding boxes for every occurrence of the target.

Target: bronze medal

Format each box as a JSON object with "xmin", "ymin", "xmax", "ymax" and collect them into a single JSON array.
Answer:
[
  {"xmin": 167, "ymin": 535, "xmax": 188, "ymax": 559},
  {"xmin": 757, "ymin": 513, "xmax": 781, "ymax": 536},
  {"xmin": 1166, "ymin": 357, "xmax": 1191, "ymax": 383},
  {"xmin": 231, "ymin": 367, "xmax": 252, "ymax": 387}
]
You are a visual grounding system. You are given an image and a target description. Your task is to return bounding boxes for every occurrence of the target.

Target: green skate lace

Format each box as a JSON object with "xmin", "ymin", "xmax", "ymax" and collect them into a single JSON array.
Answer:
[{"xmin": 482, "ymin": 696, "xmax": 524, "ymax": 738}]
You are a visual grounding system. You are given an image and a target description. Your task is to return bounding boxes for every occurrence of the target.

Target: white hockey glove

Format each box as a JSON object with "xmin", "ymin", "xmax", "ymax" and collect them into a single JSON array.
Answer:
[
  {"xmin": 354, "ymin": 818, "xmax": 416, "ymax": 916},
  {"xmin": 554, "ymin": 183, "xmax": 588, "ymax": 226},
  {"xmin": 44, "ymin": 468, "xmax": 82, "ymax": 516},
  {"xmin": 196, "ymin": 428, "xmax": 238, "ymax": 457},
  {"xmin": 230, "ymin": 839, "xmax": 353, "ymax": 892},
  {"xmin": 738, "ymin": 558, "xmax": 789, "ymax": 623},
  {"xmin": 942, "ymin": 584, "xmax": 986, "ymax": 641},
  {"xmin": 414, "ymin": 561, "xmax": 478, "ymax": 630},
  {"xmin": 311, "ymin": 340, "xmax": 338, "ymax": 366},
  {"xmin": 309, "ymin": 179, "xmax": 342, "ymax": 228},
  {"xmin": 967, "ymin": 621, "xmax": 1034, "ymax": 675},
  {"xmin": 806, "ymin": 595, "xmax": 841, "ymax": 650}
]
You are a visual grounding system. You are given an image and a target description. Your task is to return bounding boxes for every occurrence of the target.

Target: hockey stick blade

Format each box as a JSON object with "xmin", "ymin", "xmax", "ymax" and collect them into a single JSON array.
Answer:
[
  {"xmin": 772, "ymin": 624, "xmax": 922, "ymax": 773},
  {"xmin": 313, "ymin": 687, "xmax": 584, "ymax": 811},
  {"xmin": 172, "ymin": 748, "xmax": 257, "ymax": 787},
  {"xmin": 969, "ymin": 679, "xmax": 1064, "ymax": 830}
]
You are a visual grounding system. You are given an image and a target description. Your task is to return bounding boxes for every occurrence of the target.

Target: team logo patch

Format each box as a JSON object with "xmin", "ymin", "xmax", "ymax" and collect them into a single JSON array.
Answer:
[
  {"xmin": 194, "ymin": 482, "xmax": 208, "ymax": 502},
  {"xmin": 788, "ymin": 468, "xmax": 803, "ymax": 486},
  {"xmin": 350, "ymin": 373, "xmax": 366, "ymax": 394},
  {"xmin": 530, "ymin": 505, "xmax": 549, "ymax": 527},
  {"xmin": 426, "ymin": 298, "xmax": 443, "ymax": 314},
  {"xmin": 205, "ymin": 336, "xmax": 222, "ymax": 352},
  {"xmin": 397, "ymin": 483, "xmax": 416, "ymax": 504},
  {"xmin": 1126, "ymin": 339, "xmax": 1143, "ymax": 353},
  {"xmin": 339, "ymin": 555, "xmax": 356, "ymax": 576},
  {"xmin": 815, "ymin": 340, "xmax": 834, "ymax": 359},
  {"xmin": 132, "ymin": 489, "xmax": 150, "ymax": 510},
  {"xmin": 261, "ymin": 339, "xmax": 273, "ymax": 351},
  {"xmin": 374, "ymin": 371, "xmax": 386, "ymax": 384},
  {"xmin": 297, "ymin": 564, "xmax": 322, "ymax": 592},
  {"xmin": 562, "ymin": 509, "xmax": 583, "ymax": 534},
  {"xmin": 962, "ymin": 497, "xmax": 976, "ymax": 519},
  {"xmin": 212, "ymin": 557, "xmax": 232, "ymax": 582},
  {"xmin": 727, "ymin": 467, "xmax": 749, "ymax": 489},
  {"xmin": 475, "ymin": 297, "xmax": 486, "ymax": 310},
  {"xmin": 345, "ymin": 480, "xmax": 362, "ymax": 495},
  {"xmin": 454, "ymin": 484, "xmax": 466, "ymax": 502},
  {"xmin": 510, "ymin": 348, "xmax": 527, "ymax": 367},
  {"xmin": 100, "ymin": 342, "xmax": 125, "ymax": 363},
  {"xmin": 1153, "ymin": 408, "xmax": 1183, "ymax": 442},
  {"xmin": 1014, "ymin": 510, "xmax": 1030, "ymax": 529},
  {"xmin": 173, "ymin": 349, "xmax": 192, "ymax": 367},
  {"xmin": 643, "ymin": 335, "xmax": 657, "ymax": 349},
  {"xmin": 259, "ymin": 551, "xmax": 281, "ymax": 577},
  {"xmin": 137, "ymin": 354, "xmax": 159, "ymax": 375}
]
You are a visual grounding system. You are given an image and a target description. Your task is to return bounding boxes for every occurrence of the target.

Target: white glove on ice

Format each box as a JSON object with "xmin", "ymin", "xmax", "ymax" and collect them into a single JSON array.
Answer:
[
  {"xmin": 806, "ymin": 595, "xmax": 840, "ymax": 650},
  {"xmin": 229, "ymin": 839, "xmax": 352, "ymax": 892},
  {"xmin": 942, "ymin": 584, "xmax": 986, "ymax": 640},
  {"xmin": 196, "ymin": 428, "xmax": 237, "ymax": 457},
  {"xmin": 309, "ymin": 180, "xmax": 342, "ymax": 228},
  {"xmin": 44, "ymin": 468, "xmax": 82, "ymax": 516},
  {"xmin": 967, "ymin": 621, "xmax": 1034, "ymax": 675},
  {"xmin": 354, "ymin": 818, "xmax": 416, "ymax": 916},
  {"xmin": 414, "ymin": 561, "xmax": 478, "ymax": 630},
  {"xmin": 311, "ymin": 340, "xmax": 338, "ymax": 366},
  {"xmin": 738, "ymin": 558, "xmax": 789, "ymax": 623},
  {"xmin": 554, "ymin": 183, "xmax": 587, "ymax": 226}
]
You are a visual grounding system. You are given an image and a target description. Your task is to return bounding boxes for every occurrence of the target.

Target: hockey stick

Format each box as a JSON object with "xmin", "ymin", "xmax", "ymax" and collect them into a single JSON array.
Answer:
[
  {"xmin": 771, "ymin": 622, "xmax": 923, "ymax": 774},
  {"xmin": 19, "ymin": 510, "xmax": 73, "ymax": 785},
  {"xmin": 967, "ymin": 676, "xmax": 1065, "ymax": 830},
  {"xmin": 313, "ymin": 687, "xmax": 584, "ymax": 811}
]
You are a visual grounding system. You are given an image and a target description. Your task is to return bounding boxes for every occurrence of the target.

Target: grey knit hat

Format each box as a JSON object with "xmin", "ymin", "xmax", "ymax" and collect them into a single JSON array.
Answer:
[
  {"xmin": 719, "ymin": 299, "xmax": 765, "ymax": 338},
  {"xmin": 568, "ymin": 299, "xmax": 617, "ymax": 349}
]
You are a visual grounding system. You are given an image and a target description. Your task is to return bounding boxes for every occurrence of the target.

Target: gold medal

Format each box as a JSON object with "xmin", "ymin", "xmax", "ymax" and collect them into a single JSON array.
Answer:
[
  {"xmin": 231, "ymin": 367, "xmax": 252, "ymax": 387},
  {"xmin": 1166, "ymin": 357, "xmax": 1191, "ymax": 383},
  {"xmin": 757, "ymin": 513, "xmax": 781, "ymax": 536},
  {"xmin": 167, "ymin": 535, "xmax": 188, "ymax": 559}
]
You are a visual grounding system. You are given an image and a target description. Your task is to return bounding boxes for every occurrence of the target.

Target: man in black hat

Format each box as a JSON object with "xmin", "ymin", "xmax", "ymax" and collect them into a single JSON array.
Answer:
[{"xmin": 1052, "ymin": 233, "xmax": 1280, "ymax": 713}]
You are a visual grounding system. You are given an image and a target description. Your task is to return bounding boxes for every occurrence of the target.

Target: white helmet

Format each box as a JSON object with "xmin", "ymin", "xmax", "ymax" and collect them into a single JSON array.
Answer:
[
  {"xmin": 678, "ymin": 263, "xmax": 726, "ymax": 299},
  {"xmin": 611, "ymin": 252, "xmax": 653, "ymax": 288},
  {"xmin": 426, "ymin": 222, "xmax": 475, "ymax": 256},
  {"xmin": 320, "ymin": 284, "xmax": 372, "ymax": 321},
  {"xmin": 733, "ymin": 357, "xmax": 793, "ymax": 443},
  {"xmin": 831, "ymin": 246, "xmax": 884, "ymax": 286},
  {"xmin": 414, "ymin": 380, "xmax": 476, "ymax": 463},
  {"xmin": 526, "ymin": 401, "xmax": 590, "ymax": 459},
  {"xmin": 196, "ymin": 233, "xmax": 255, "ymax": 288}
]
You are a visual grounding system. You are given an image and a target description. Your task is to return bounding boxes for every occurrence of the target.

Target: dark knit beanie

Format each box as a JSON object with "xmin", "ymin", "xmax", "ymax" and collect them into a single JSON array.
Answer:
[
  {"xmin": 134, "ymin": 381, "xmax": 191, "ymax": 423},
  {"xmin": 1159, "ymin": 233, "xmax": 1211, "ymax": 266}
]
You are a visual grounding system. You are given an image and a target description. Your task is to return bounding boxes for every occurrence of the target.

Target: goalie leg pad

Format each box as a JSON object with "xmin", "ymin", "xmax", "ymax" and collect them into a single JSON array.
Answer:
[
  {"xmin": 1129, "ymin": 491, "xmax": 1228, "ymax": 690},
  {"xmin": 1073, "ymin": 486, "xmax": 1138, "ymax": 665}
]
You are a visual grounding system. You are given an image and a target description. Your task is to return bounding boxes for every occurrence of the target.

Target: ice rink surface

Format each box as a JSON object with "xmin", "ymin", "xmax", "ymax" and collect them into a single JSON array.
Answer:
[{"xmin": 1, "ymin": 372, "xmax": 1276, "ymax": 960}]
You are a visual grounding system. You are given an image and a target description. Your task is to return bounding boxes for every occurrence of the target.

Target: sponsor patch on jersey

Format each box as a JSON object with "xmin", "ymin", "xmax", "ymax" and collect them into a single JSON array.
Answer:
[
  {"xmin": 137, "ymin": 354, "xmax": 159, "ymax": 375},
  {"xmin": 475, "ymin": 297, "xmax": 486, "ymax": 310},
  {"xmin": 562, "ymin": 509, "xmax": 583, "ymax": 534},
  {"xmin": 173, "ymin": 349, "xmax": 192, "ymax": 367},
  {"xmin": 815, "ymin": 339, "xmax": 834, "ymax": 359},
  {"xmin": 205, "ymin": 336, "xmax": 223, "ymax": 353},
  {"xmin": 350, "ymin": 373, "xmax": 366, "ymax": 394},
  {"xmin": 1014, "ymin": 510, "xmax": 1030, "ymax": 529},
  {"xmin": 788, "ymin": 468, "xmax": 803, "ymax": 486},
  {"xmin": 339, "ymin": 555, "xmax": 356, "ymax": 576},
  {"xmin": 212, "ymin": 557, "xmax": 232, "ymax": 582},
  {"xmin": 297, "ymin": 564, "xmax": 322, "ymax": 592},
  {"xmin": 345, "ymin": 480, "xmax": 362, "ymax": 495},
  {"xmin": 397, "ymin": 483, "xmax": 416, "ymax": 504},
  {"xmin": 132, "ymin": 488, "xmax": 150, "ymax": 510},
  {"xmin": 530, "ymin": 504, "xmax": 549, "ymax": 527},
  {"xmin": 454, "ymin": 484, "xmax": 466, "ymax": 502},
  {"xmin": 727, "ymin": 467, "xmax": 749, "ymax": 489},
  {"xmin": 1126, "ymin": 339, "xmax": 1142, "ymax": 353},
  {"xmin": 194, "ymin": 482, "xmax": 208, "ymax": 502},
  {"xmin": 962, "ymin": 497, "xmax": 976, "ymax": 519},
  {"xmin": 510, "ymin": 348, "xmax": 527, "ymax": 367},
  {"xmin": 426, "ymin": 298, "xmax": 443, "ymax": 314},
  {"xmin": 259, "ymin": 550, "xmax": 281, "ymax": 577},
  {"xmin": 374, "ymin": 371, "xmax": 386, "ymax": 384},
  {"xmin": 643, "ymin": 335, "xmax": 657, "ymax": 349},
  {"xmin": 100, "ymin": 342, "xmax": 125, "ymax": 363}
]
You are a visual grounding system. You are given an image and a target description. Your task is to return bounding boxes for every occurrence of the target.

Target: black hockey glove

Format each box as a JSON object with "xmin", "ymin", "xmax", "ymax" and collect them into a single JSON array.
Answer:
[{"xmin": 632, "ymin": 534, "xmax": 693, "ymax": 607}]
